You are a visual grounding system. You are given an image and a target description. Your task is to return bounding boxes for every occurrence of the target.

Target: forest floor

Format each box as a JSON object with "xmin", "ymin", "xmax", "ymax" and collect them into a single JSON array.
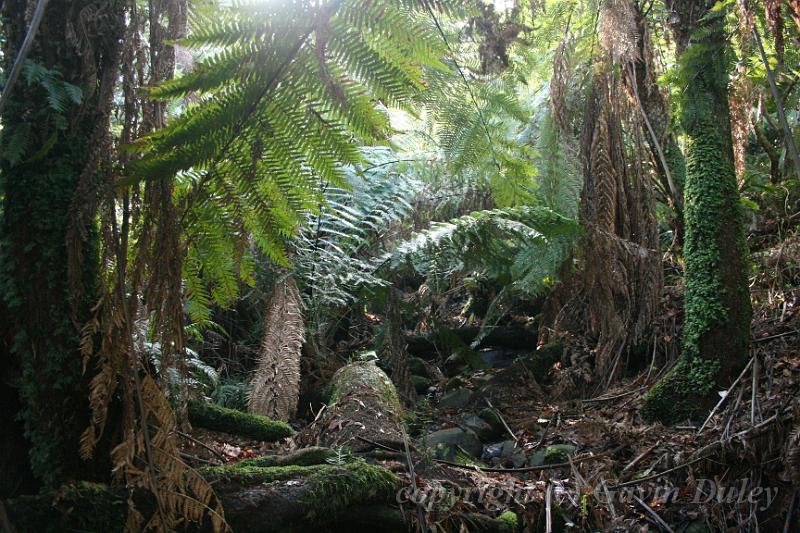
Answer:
[{"xmin": 181, "ymin": 236, "xmax": 799, "ymax": 532}]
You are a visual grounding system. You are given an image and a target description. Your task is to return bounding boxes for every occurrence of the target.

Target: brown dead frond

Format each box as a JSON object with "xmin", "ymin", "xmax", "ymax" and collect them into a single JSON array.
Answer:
[{"xmin": 248, "ymin": 275, "xmax": 305, "ymax": 421}]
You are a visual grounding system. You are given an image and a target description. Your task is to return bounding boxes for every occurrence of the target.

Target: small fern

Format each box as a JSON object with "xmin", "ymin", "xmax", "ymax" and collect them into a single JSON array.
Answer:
[{"xmin": 325, "ymin": 446, "xmax": 355, "ymax": 465}]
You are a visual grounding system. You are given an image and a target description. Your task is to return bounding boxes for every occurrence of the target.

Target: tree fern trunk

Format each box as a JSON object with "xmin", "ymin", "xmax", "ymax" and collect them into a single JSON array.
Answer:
[
  {"xmin": 642, "ymin": 1, "xmax": 751, "ymax": 423},
  {"xmin": 248, "ymin": 275, "xmax": 304, "ymax": 421},
  {"xmin": 0, "ymin": 0, "xmax": 123, "ymax": 487},
  {"xmin": 379, "ymin": 287, "xmax": 416, "ymax": 404}
]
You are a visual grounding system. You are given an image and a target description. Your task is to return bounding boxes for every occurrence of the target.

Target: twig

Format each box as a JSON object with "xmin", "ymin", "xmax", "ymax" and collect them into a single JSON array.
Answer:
[
  {"xmin": 435, "ymin": 452, "xmax": 606, "ymax": 473},
  {"xmin": 485, "ymin": 399, "xmax": 517, "ymax": 443},
  {"xmin": 783, "ymin": 489, "xmax": 798, "ymax": 533},
  {"xmin": 751, "ymin": 354, "xmax": 760, "ymax": 425},
  {"xmin": 177, "ymin": 430, "xmax": 226, "ymax": 463},
  {"xmin": 179, "ymin": 451, "xmax": 219, "ymax": 466},
  {"xmin": 0, "ymin": 500, "xmax": 17, "ymax": 533},
  {"xmin": 401, "ymin": 427, "xmax": 428, "ymax": 532},
  {"xmin": 753, "ymin": 330, "xmax": 799, "ymax": 343},
  {"xmin": 633, "ymin": 495, "xmax": 675, "ymax": 533},
  {"xmin": 609, "ymin": 455, "xmax": 706, "ymax": 490},
  {"xmin": 545, "ymin": 483, "xmax": 553, "ymax": 533},
  {"xmin": 698, "ymin": 357, "xmax": 753, "ymax": 434},
  {"xmin": 583, "ymin": 386, "xmax": 646, "ymax": 404},
  {"xmin": 621, "ymin": 440, "xmax": 660, "ymax": 475}
]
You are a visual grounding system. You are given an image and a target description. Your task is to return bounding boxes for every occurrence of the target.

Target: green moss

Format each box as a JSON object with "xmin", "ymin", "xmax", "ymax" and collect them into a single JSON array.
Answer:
[
  {"xmin": 4, "ymin": 482, "xmax": 125, "ymax": 533},
  {"xmin": 411, "ymin": 374, "xmax": 431, "ymax": 394},
  {"xmin": 199, "ymin": 460, "xmax": 399, "ymax": 524},
  {"xmin": 641, "ymin": 356, "xmax": 719, "ymax": 424},
  {"xmin": 498, "ymin": 510, "xmax": 519, "ymax": 532},
  {"xmin": 643, "ymin": 7, "xmax": 750, "ymax": 423},
  {"xmin": 199, "ymin": 463, "xmax": 320, "ymax": 485},
  {"xmin": 301, "ymin": 461, "xmax": 399, "ymax": 522},
  {"xmin": 187, "ymin": 400, "xmax": 294, "ymax": 441},
  {"xmin": 329, "ymin": 361, "xmax": 403, "ymax": 414}
]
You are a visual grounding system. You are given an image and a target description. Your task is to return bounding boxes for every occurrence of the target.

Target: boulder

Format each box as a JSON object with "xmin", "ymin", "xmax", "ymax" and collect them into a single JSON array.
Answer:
[
  {"xmin": 423, "ymin": 427, "xmax": 482, "ymax": 460},
  {"xmin": 438, "ymin": 387, "xmax": 473, "ymax": 410}
]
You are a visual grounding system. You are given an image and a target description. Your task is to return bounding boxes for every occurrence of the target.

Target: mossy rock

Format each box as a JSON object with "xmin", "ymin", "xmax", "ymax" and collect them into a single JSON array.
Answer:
[
  {"xmin": 544, "ymin": 444, "xmax": 577, "ymax": 464},
  {"xmin": 408, "ymin": 357, "xmax": 428, "ymax": 376},
  {"xmin": 187, "ymin": 400, "xmax": 294, "ymax": 441},
  {"xmin": 412, "ymin": 375, "xmax": 432, "ymax": 394},
  {"xmin": 438, "ymin": 387, "xmax": 473, "ymax": 410},
  {"xmin": 478, "ymin": 407, "xmax": 506, "ymax": 437}
]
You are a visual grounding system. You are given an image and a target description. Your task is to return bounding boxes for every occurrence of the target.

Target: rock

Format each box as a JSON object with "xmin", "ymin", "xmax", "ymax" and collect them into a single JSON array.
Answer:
[
  {"xmin": 528, "ymin": 450, "xmax": 546, "ymax": 467},
  {"xmin": 408, "ymin": 357, "xmax": 428, "ymax": 376},
  {"xmin": 438, "ymin": 387, "xmax": 473, "ymax": 409},
  {"xmin": 458, "ymin": 414, "xmax": 495, "ymax": 441},
  {"xmin": 478, "ymin": 349, "xmax": 521, "ymax": 369},
  {"xmin": 445, "ymin": 376, "xmax": 467, "ymax": 391},
  {"xmin": 510, "ymin": 450, "xmax": 527, "ymax": 468},
  {"xmin": 423, "ymin": 427, "xmax": 482, "ymax": 460},
  {"xmin": 478, "ymin": 407, "xmax": 507, "ymax": 438},
  {"xmin": 482, "ymin": 439, "xmax": 516, "ymax": 461},
  {"xmin": 411, "ymin": 375, "xmax": 431, "ymax": 394},
  {"xmin": 543, "ymin": 444, "xmax": 577, "ymax": 463}
]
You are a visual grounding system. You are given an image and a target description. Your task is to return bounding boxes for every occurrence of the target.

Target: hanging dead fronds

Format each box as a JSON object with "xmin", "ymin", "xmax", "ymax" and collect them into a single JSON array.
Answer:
[
  {"xmin": 543, "ymin": 65, "xmax": 661, "ymax": 389},
  {"xmin": 551, "ymin": 37, "xmax": 571, "ymax": 132},
  {"xmin": 764, "ymin": 0, "xmax": 785, "ymax": 63},
  {"xmin": 248, "ymin": 275, "xmax": 305, "ymax": 421}
]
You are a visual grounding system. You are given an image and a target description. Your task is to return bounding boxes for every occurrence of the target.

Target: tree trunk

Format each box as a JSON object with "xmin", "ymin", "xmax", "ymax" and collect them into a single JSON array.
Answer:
[
  {"xmin": 0, "ymin": 0, "xmax": 123, "ymax": 487},
  {"xmin": 379, "ymin": 287, "xmax": 417, "ymax": 403},
  {"xmin": 643, "ymin": 1, "xmax": 752, "ymax": 423},
  {"xmin": 248, "ymin": 275, "xmax": 304, "ymax": 421}
]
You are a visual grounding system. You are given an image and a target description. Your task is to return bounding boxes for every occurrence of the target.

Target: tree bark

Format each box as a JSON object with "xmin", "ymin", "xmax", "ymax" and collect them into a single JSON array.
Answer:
[
  {"xmin": 0, "ymin": 0, "xmax": 124, "ymax": 487},
  {"xmin": 643, "ymin": 0, "xmax": 752, "ymax": 423}
]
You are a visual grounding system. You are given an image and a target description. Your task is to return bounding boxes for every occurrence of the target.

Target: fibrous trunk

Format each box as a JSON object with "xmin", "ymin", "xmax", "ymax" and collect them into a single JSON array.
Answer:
[{"xmin": 248, "ymin": 275, "xmax": 304, "ymax": 421}]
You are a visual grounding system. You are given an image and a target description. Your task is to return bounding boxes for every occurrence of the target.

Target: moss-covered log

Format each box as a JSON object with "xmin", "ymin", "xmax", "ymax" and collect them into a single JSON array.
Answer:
[
  {"xmin": 300, "ymin": 360, "xmax": 406, "ymax": 451},
  {"xmin": 3, "ymin": 463, "xmax": 401, "ymax": 533},
  {"xmin": 187, "ymin": 400, "xmax": 294, "ymax": 441}
]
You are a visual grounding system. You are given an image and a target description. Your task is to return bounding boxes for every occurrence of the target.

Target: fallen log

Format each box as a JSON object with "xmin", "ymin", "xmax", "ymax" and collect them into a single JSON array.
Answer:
[
  {"xmin": 187, "ymin": 400, "xmax": 294, "ymax": 442},
  {"xmin": 3, "ymin": 461, "xmax": 402, "ymax": 533}
]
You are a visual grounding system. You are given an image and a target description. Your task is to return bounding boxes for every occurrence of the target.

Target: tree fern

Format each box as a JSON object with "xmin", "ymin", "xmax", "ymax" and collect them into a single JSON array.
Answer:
[
  {"xmin": 389, "ymin": 205, "xmax": 579, "ymax": 296},
  {"xmin": 131, "ymin": 0, "xmax": 464, "ymax": 326}
]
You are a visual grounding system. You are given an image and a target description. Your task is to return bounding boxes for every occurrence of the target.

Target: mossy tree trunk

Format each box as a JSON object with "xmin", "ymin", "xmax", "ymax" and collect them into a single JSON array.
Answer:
[
  {"xmin": 643, "ymin": 1, "xmax": 752, "ymax": 423},
  {"xmin": 0, "ymin": 0, "xmax": 123, "ymax": 488}
]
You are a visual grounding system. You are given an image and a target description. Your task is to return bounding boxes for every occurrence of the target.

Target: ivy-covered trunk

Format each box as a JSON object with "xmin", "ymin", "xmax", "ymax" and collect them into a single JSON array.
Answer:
[
  {"xmin": 0, "ymin": 0, "xmax": 122, "ymax": 488},
  {"xmin": 643, "ymin": 1, "xmax": 752, "ymax": 423}
]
